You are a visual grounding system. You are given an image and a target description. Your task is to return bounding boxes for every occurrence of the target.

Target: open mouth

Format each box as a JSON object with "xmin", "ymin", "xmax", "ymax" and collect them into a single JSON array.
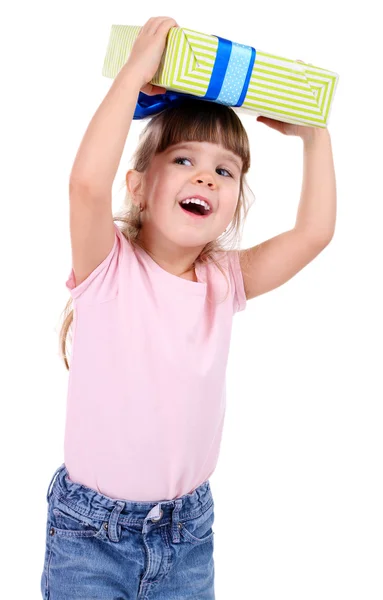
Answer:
[{"xmin": 179, "ymin": 200, "xmax": 211, "ymax": 218}]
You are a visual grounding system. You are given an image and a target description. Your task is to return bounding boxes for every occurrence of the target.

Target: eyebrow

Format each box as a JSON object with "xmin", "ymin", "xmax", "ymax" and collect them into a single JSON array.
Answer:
[{"xmin": 166, "ymin": 143, "xmax": 242, "ymax": 171}]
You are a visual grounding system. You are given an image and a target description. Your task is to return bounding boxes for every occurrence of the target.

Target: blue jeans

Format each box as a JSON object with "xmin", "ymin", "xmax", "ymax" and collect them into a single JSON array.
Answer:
[{"xmin": 41, "ymin": 464, "xmax": 215, "ymax": 599}]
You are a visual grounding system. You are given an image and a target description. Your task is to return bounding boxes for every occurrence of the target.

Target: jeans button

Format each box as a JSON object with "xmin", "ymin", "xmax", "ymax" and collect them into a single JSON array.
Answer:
[{"xmin": 151, "ymin": 508, "xmax": 163, "ymax": 522}]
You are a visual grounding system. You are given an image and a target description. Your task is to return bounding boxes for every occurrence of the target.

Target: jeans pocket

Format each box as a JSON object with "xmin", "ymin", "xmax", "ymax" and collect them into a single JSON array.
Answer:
[
  {"xmin": 41, "ymin": 503, "xmax": 55, "ymax": 598},
  {"xmin": 179, "ymin": 503, "xmax": 215, "ymax": 544},
  {"xmin": 49, "ymin": 497, "xmax": 106, "ymax": 538},
  {"xmin": 42, "ymin": 504, "xmax": 53, "ymax": 568}
]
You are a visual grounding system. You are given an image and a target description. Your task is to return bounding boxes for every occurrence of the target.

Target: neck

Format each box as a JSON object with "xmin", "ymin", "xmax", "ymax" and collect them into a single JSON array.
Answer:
[{"xmin": 136, "ymin": 232, "xmax": 202, "ymax": 279}]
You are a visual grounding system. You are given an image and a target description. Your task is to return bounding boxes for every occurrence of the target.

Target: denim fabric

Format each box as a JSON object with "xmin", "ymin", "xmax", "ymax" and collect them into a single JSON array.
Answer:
[{"xmin": 40, "ymin": 464, "xmax": 215, "ymax": 599}]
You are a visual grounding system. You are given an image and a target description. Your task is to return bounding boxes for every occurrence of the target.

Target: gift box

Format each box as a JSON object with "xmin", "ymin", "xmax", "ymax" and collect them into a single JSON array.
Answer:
[{"xmin": 102, "ymin": 25, "xmax": 339, "ymax": 128}]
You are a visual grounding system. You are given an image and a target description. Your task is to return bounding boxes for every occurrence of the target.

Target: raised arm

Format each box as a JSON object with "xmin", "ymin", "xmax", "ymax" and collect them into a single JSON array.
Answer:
[{"xmin": 68, "ymin": 17, "xmax": 177, "ymax": 286}]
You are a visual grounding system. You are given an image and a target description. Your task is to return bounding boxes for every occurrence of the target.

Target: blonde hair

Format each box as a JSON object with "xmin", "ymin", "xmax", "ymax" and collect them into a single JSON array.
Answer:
[{"xmin": 59, "ymin": 98, "xmax": 256, "ymax": 370}]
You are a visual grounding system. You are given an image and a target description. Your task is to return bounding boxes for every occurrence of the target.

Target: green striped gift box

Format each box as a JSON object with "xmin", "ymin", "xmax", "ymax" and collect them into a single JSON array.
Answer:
[{"xmin": 102, "ymin": 25, "xmax": 339, "ymax": 128}]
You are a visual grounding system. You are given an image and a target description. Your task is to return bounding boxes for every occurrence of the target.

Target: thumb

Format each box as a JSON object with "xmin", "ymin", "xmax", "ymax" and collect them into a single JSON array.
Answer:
[{"xmin": 141, "ymin": 83, "xmax": 167, "ymax": 96}]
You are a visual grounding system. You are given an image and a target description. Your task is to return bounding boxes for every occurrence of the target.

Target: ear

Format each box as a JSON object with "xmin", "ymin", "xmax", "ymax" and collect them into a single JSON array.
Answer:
[{"xmin": 126, "ymin": 169, "xmax": 144, "ymax": 207}]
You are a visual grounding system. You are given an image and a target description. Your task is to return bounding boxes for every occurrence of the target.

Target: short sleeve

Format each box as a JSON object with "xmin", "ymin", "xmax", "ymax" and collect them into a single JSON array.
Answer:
[
  {"xmin": 65, "ymin": 223, "xmax": 122, "ymax": 303},
  {"xmin": 227, "ymin": 250, "xmax": 247, "ymax": 314}
]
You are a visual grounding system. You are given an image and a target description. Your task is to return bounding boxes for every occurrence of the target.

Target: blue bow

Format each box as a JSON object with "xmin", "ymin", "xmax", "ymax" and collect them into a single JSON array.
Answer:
[
  {"xmin": 133, "ymin": 90, "xmax": 195, "ymax": 119},
  {"xmin": 133, "ymin": 35, "xmax": 256, "ymax": 120}
]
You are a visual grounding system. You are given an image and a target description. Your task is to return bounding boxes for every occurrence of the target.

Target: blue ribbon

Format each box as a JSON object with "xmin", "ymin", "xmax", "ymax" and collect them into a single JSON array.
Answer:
[{"xmin": 133, "ymin": 35, "xmax": 256, "ymax": 120}]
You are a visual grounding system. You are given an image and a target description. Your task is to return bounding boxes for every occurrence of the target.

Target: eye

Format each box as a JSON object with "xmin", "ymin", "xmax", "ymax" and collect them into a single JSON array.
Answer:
[
  {"xmin": 173, "ymin": 157, "xmax": 233, "ymax": 178},
  {"xmin": 174, "ymin": 157, "xmax": 192, "ymax": 166}
]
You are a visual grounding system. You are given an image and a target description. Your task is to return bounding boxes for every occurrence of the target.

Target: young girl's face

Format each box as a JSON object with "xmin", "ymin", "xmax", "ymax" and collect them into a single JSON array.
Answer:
[{"xmin": 137, "ymin": 140, "xmax": 242, "ymax": 250}]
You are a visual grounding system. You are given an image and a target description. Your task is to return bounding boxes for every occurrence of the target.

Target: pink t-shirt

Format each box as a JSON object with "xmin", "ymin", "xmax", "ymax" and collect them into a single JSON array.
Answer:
[{"xmin": 64, "ymin": 223, "xmax": 246, "ymax": 501}]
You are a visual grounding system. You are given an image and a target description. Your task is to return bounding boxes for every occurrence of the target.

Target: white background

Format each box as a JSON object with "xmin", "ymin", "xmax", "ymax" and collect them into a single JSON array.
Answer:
[{"xmin": 1, "ymin": 1, "xmax": 382, "ymax": 599}]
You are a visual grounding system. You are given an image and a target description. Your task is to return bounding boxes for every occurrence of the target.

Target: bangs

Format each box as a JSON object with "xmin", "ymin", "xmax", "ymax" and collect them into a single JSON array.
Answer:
[{"xmin": 150, "ymin": 98, "xmax": 250, "ymax": 173}]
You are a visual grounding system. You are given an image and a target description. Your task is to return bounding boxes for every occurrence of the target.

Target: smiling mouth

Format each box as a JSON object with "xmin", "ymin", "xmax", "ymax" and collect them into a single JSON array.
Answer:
[
  {"xmin": 179, "ymin": 203, "xmax": 211, "ymax": 219},
  {"xmin": 178, "ymin": 200, "xmax": 212, "ymax": 217}
]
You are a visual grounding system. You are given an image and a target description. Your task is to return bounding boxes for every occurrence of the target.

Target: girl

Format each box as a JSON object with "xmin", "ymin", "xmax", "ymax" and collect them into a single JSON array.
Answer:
[{"xmin": 40, "ymin": 16, "xmax": 336, "ymax": 600}]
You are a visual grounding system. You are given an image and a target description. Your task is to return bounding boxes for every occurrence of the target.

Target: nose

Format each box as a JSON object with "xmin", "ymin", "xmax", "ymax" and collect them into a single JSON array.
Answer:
[{"xmin": 193, "ymin": 173, "xmax": 216, "ymax": 188}]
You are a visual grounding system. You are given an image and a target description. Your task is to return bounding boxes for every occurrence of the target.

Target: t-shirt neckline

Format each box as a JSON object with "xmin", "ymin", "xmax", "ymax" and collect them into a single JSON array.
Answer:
[{"xmin": 134, "ymin": 244, "xmax": 207, "ymax": 288}]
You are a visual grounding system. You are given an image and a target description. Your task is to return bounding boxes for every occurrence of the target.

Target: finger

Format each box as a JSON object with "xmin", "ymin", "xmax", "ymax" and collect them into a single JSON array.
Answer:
[
  {"xmin": 153, "ymin": 86, "xmax": 167, "ymax": 94},
  {"xmin": 145, "ymin": 17, "xmax": 175, "ymax": 35},
  {"xmin": 154, "ymin": 17, "xmax": 178, "ymax": 35},
  {"xmin": 141, "ymin": 83, "xmax": 167, "ymax": 96}
]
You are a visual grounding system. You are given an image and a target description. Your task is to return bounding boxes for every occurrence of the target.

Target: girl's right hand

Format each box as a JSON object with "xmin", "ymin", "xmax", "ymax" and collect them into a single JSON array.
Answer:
[{"xmin": 126, "ymin": 16, "xmax": 179, "ymax": 96}]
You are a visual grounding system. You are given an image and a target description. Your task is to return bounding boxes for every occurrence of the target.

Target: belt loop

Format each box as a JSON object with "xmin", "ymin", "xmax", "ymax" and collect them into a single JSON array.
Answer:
[
  {"xmin": 171, "ymin": 499, "xmax": 183, "ymax": 543},
  {"xmin": 46, "ymin": 463, "xmax": 65, "ymax": 502},
  {"xmin": 106, "ymin": 500, "xmax": 125, "ymax": 542}
]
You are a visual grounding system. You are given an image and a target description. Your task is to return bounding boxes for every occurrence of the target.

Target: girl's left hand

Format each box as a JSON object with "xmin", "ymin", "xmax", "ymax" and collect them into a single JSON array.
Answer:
[{"xmin": 256, "ymin": 60, "xmax": 323, "ymax": 142}]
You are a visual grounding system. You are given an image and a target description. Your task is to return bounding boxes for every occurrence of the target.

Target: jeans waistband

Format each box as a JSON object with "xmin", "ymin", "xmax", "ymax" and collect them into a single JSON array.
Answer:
[{"xmin": 46, "ymin": 464, "xmax": 213, "ymax": 543}]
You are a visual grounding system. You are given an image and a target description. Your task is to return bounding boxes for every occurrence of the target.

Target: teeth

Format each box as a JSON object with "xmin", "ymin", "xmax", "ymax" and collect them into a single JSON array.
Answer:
[{"xmin": 181, "ymin": 198, "xmax": 211, "ymax": 212}]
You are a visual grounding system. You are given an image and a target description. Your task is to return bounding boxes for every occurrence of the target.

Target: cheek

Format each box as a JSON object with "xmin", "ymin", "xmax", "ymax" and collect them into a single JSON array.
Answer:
[
  {"xmin": 222, "ymin": 193, "xmax": 239, "ymax": 217},
  {"xmin": 154, "ymin": 172, "xmax": 179, "ymax": 197}
]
